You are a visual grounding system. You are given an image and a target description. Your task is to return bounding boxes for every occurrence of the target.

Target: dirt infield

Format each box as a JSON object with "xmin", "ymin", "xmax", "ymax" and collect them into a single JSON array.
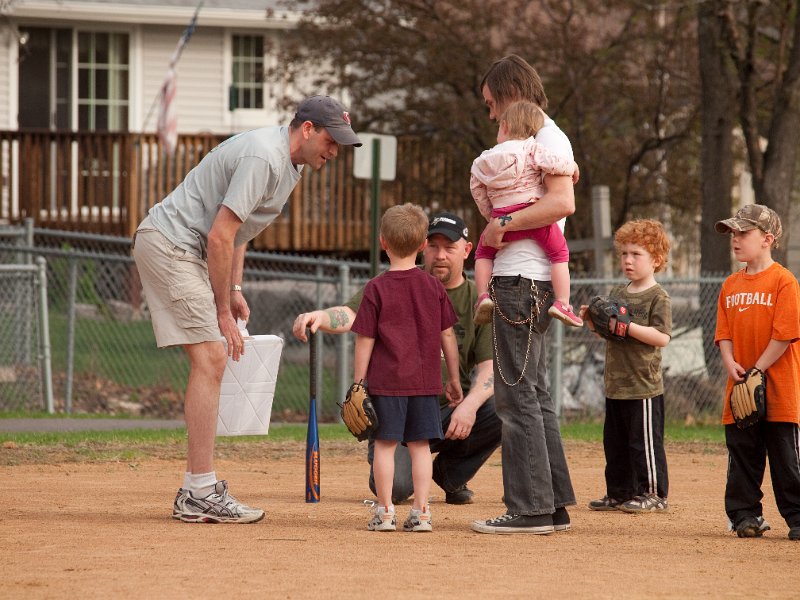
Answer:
[{"xmin": 3, "ymin": 440, "xmax": 798, "ymax": 599}]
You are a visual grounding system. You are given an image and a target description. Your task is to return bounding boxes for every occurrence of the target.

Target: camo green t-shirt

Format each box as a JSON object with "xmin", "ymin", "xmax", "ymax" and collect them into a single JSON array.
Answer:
[
  {"xmin": 346, "ymin": 273, "xmax": 492, "ymax": 405},
  {"xmin": 604, "ymin": 283, "xmax": 672, "ymax": 400}
]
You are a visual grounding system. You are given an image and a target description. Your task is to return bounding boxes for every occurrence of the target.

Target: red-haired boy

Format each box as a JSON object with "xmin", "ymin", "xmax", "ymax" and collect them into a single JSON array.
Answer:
[{"xmin": 581, "ymin": 219, "xmax": 672, "ymax": 513}]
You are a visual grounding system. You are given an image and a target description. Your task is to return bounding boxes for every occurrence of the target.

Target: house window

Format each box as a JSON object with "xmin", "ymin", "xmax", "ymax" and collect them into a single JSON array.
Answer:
[
  {"xmin": 231, "ymin": 35, "xmax": 264, "ymax": 110},
  {"xmin": 17, "ymin": 27, "xmax": 72, "ymax": 129},
  {"xmin": 77, "ymin": 32, "xmax": 129, "ymax": 131}
]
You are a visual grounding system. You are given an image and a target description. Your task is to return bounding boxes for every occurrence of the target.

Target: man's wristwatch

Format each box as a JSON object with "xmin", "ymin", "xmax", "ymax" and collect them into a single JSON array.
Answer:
[{"xmin": 231, "ymin": 284, "xmax": 242, "ymax": 292}]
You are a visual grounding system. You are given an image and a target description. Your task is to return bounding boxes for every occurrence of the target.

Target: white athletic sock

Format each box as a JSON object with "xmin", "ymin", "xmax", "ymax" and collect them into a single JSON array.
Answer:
[
  {"xmin": 189, "ymin": 472, "xmax": 217, "ymax": 498},
  {"xmin": 182, "ymin": 472, "xmax": 191, "ymax": 491}
]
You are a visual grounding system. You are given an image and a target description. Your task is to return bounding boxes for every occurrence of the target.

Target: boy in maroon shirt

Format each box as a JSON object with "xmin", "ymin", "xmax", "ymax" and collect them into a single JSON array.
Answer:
[{"xmin": 352, "ymin": 203, "xmax": 463, "ymax": 532}]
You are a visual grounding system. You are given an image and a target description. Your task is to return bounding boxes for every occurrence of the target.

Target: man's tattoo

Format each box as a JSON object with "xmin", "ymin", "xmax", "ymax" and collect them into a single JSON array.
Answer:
[
  {"xmin": 326, "ymin": 308, "xmax": 350, "ymax": 329},
  {"xmin": 484, "ymin": 376, "xmax": 493, "ymax": 390}
]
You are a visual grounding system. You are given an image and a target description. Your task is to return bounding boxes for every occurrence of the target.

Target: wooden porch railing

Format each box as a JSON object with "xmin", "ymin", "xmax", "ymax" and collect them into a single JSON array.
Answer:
[{"xmin": 0, "ymin": 130, "xmax": 475, "ymax": 253}]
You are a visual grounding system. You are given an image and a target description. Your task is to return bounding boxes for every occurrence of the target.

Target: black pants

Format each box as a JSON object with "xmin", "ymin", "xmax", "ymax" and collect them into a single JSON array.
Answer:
[
  {"xmin": 725, "ymin": 422, "xmax": 800, "ymax": 528},
  {"xmin": 603, "ymin": 396, "xmax": 669, "ymax": 500}
]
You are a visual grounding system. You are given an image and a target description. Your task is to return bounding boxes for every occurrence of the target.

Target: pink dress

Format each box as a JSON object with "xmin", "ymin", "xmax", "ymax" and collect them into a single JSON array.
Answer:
[{"xmin": 470, "ymin": 137, "xmax": 576, "ymax": 262}]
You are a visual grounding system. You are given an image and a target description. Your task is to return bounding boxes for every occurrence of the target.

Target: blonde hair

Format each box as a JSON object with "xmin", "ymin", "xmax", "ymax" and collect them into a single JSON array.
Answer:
[
  {"xmin": 614, "ymin": 219, "xmax": 671, "ymax": 272},
  {"xmin": 380, "ymin": 203, "xmax": 428, "ymax": 258},
  {"xmin": 499, "ymin": 101, "xmax": 544, "ymax": 140}
]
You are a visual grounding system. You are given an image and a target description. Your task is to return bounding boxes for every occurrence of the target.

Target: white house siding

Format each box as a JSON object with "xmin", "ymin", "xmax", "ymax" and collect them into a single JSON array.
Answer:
[
  {"xmin": 0, "ymin": 29, "xmax": 12, "ymax": 129},
  {"xmin": 139, "ymin": 25, "xmax": 226, "ymax": 134},
  {"xmin": 138, "ymin": 24, "xmax": 287, "ymax": 135}
]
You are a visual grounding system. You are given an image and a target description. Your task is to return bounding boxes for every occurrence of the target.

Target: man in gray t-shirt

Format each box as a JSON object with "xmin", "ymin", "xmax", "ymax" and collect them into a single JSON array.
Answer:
[{"xmin": 132, "ymin": 95, "xmax": 361, "ymax": 524}]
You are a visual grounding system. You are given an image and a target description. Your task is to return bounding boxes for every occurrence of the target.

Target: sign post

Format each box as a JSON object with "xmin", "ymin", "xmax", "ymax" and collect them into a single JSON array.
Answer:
[
  {"xmin": 354, "ymin": 134, "xmax": 398, "ymax": 277},
  {"xmin": 370, "ymin": 139, "xmax": 381, "ymax": 276}
]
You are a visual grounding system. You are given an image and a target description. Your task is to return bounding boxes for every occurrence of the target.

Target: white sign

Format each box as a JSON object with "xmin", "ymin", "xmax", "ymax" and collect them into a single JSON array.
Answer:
[{"xmin": 353, "ymin": 133, "xmax": 397, "ymax": 181}]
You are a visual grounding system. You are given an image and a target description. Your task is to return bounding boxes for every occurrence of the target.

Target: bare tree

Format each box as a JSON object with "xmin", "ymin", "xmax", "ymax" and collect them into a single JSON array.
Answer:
[
  {"xmin": 273, "ymin": 1, "xmax": 702, "ymax": 263},
  {"xmin": 714, "ymin": 0, "xmax": 800, "ymax": 264}
]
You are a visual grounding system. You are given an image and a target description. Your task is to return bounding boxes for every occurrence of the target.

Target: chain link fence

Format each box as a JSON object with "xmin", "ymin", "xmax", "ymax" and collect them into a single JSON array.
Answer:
[
  {"xmin": 0, "ymin": 225, "xmax": 372, "ymax": 420},
  {"xmin": 0, "ymin": 224, "xmax": 54, "ymax": 412},
  {"xmin": 554, "ymin": 276, "xmax": 728, "ymax": 423},
  {"xmin": 0, "ymin": 224, "xmax": 740, "ymax": 423}
]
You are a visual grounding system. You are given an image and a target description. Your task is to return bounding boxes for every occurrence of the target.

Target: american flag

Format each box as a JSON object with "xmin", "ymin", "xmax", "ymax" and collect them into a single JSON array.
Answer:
[{"xmin": 157, "ymin": 3, "xmax": 202, "ymax": 156}]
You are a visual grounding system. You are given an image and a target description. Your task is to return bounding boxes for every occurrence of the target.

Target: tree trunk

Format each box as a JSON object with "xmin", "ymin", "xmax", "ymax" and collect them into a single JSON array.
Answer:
[
  {"xmin": 756, "ymin": 6, "xmax": 800, "ymax": 265},
  {"xmin": 697, "ymin": 1, "xmax": 736, "ymax": 376}
]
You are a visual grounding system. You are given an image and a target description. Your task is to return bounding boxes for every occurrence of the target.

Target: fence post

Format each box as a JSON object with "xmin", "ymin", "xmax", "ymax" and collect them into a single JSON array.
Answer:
[
  {"xmin": 336, "ymin": 264, "xmax": 351, "ymax": 407},
  {"xmin": 591, "ymin": 186, "xmax": 613, "ymax": 277},
  {"xmin": 36, "ymin": 257, "xmax": 54, "ymax": 414},
  {"xmin": 65, "ymin": 258, "xmax": 79, "ymax": 414},
  {"xmin": 23, "ymin": 217, "xmax": 34, "ymax": 265}
]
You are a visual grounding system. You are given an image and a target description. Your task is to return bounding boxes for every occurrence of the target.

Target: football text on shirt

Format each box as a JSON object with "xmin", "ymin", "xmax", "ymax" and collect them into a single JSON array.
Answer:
[{"xmin": 724, "ymin": 292, "xmax": 773, "ymax": 309}]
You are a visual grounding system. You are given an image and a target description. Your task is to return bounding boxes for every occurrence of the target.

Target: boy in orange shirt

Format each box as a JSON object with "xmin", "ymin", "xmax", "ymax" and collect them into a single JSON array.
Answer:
[{"xmin": 715, "ymin": 204, "xmax": 800, "ymax": 541}]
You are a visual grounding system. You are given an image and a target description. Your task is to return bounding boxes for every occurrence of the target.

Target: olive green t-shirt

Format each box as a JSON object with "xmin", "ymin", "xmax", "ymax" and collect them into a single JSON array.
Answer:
[
  {"xmin": 604, "ymin": 283, "xmax": 672, "ymax": 400},
  {"xmin": 346, "ymin": 273, "xmax": 492, "ymax": 405}
]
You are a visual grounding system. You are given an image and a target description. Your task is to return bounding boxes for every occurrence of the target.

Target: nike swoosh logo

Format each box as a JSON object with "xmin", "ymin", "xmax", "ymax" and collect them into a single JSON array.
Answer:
[{"xmin": 738, "ymin": 307, "xmax": 750, "ymax": 312}]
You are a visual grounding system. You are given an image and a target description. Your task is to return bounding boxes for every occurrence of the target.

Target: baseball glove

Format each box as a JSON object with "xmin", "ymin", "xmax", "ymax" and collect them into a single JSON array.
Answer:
[
  {"xmin": 339, "ymin": 381, "xmax": 379, "ymax": 441},
  {"xmin": 586, "ymin": 296, "xmax": 632, "ymax": 341},
  {"xmin": 730, "ymin": 368, "xmax": 767, "ymax": 429}
]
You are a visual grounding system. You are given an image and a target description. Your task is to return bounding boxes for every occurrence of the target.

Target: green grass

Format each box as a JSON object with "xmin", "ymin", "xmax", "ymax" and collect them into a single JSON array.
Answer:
[
  {"xmin": 0, "ymin": 423, "xmax": 353, "ymax": 445},
  {"xmin": 0, "ymin": 420, "xmax": 725, "ymax": 446},
  {"xmin": 562, "ymin": 421, "xmax": 724, "ymax": 443},
  {"xmin": 0, "ymin": 410, "xmax": 154, "ymax": 419}
]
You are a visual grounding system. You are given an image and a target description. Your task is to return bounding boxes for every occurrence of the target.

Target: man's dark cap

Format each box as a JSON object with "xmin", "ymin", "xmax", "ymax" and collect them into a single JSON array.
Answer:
[
  {"xmin": 428, "ymin": 212, "xmax": 469, "ymax": 241},
  {"xmin": 295, "ymin": 95, "xmax": 362, "ymax": 147}
]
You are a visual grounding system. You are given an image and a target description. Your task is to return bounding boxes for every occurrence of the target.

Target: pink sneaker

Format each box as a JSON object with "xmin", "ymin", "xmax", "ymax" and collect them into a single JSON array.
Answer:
[
  {"xmin": 548, "ymin": 300, "xmax": 583, "ymax": 327},
  {"xmin": 473, "ymin": 293, "xmax": 494, "ymax": 325}
]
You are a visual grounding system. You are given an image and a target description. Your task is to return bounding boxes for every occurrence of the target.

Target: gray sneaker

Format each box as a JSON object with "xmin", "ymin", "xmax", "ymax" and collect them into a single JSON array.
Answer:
[
  {"xmin": 367, "ymin": 504, "xmax": 396, "ymax": 531},
  {"xmin": 588, "ymin": 495, "xmax": 624, "ymax": 511},
  {"xmin": 403, "ymin": 506, "xmax": 432, "ymax": 532},
  {"xmin": 172, "ymin": 488, "xmax": 190, "ymax": 520},
  {"xmin": 619, "ymin": 494, "xmax": 668, "ymax": 513},
  {"xmin": 179, "ymin": 480, "xmax": 265, "ymax": 524}
]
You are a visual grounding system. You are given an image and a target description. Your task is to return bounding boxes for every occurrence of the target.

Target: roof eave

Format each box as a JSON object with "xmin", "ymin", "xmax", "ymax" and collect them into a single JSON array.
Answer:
[{"xmin": 11, "ymin": 1, "xmax": 302, "ymax": 29}]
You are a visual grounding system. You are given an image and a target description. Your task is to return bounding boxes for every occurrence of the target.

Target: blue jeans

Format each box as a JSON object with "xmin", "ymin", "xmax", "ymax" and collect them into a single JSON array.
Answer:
[
  {"xmin": 491, "ymin": 276, "xmax": 575, "ymax": 515},
  {"xmin": 367, "ymin": 398, "xmax": 502, "ymax": 502}
]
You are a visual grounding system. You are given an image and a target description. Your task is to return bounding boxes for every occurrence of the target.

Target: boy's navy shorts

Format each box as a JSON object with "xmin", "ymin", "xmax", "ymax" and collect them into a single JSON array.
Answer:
[{"xmin": 371, "ymin": 394, "xmax": 444, "ymax": 443}]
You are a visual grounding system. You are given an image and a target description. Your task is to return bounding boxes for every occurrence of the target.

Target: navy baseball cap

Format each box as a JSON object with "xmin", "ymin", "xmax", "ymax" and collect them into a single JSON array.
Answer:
[
  {"xmin": 428, "ymin": 212, "xmax": 469, "ymax": 241},
  {"xmin": 295, "ymin": 96, "xmax": 362, "ymax": 147}
]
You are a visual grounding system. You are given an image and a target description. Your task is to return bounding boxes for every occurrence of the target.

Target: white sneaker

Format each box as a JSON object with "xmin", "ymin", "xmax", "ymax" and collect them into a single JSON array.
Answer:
[
  {"xmin": 368, "ymin": 504, "xmax": 396, "ymax": 531},
  {"xmin": 403, "ymin": 506, "xmax": 432, "ymax": 532},
  {"xmin": 618, "ymin": 494, "xmax": 668, "ymax": 513},
  {"xmin": 172, "ymin": 488, "xmax": 190, "ymax": 520},
  {"xmin": 179, "ymin": 480, "xmax": 265, "ymax": 524}
]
